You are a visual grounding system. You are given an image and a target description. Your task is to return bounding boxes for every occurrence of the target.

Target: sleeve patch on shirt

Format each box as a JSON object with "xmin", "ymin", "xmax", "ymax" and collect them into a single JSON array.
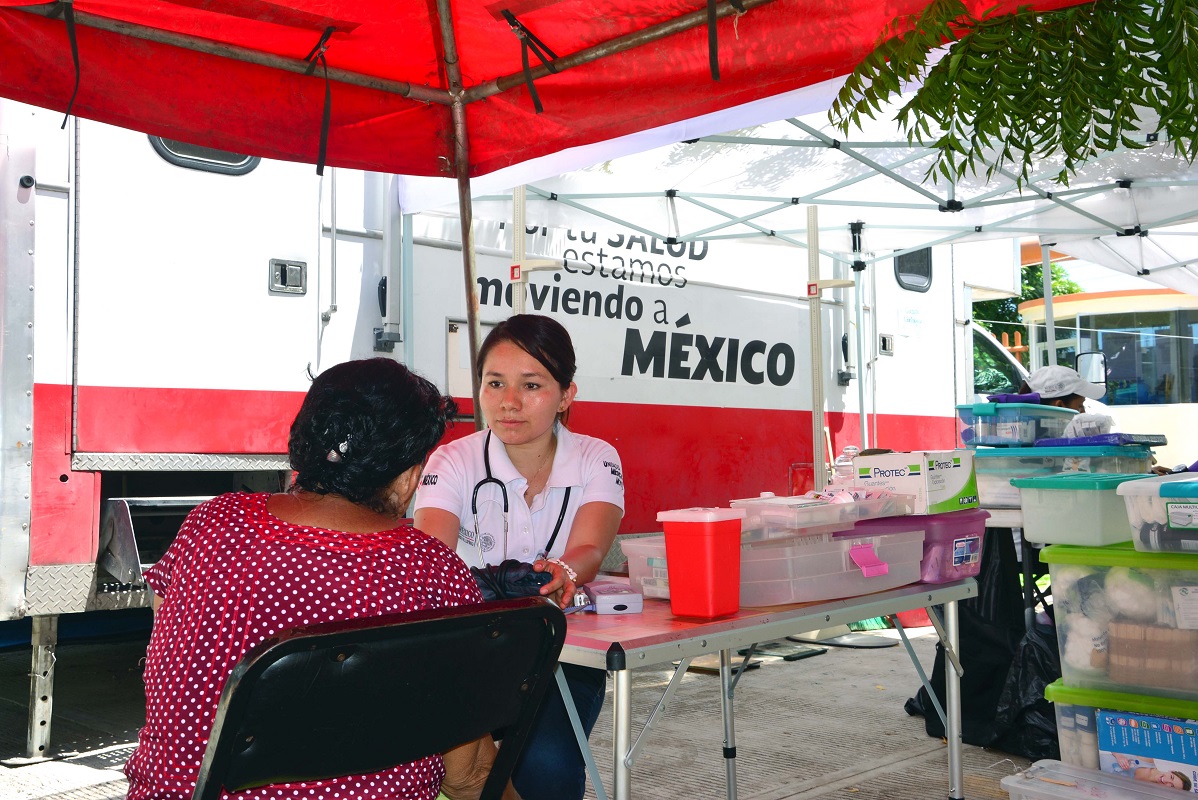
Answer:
[{"xmin": 604, "ymin": 460, "xmax": 624, "ymax": 487}]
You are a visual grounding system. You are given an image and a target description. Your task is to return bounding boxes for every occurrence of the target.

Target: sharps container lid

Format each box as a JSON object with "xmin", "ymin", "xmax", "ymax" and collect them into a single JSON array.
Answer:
[{"xmin": 656, "ymin": 507, "xmax": 747, "ymax": 523}]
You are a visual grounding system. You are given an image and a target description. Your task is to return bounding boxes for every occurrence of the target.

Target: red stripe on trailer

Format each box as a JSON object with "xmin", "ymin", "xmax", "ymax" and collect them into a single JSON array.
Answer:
[
  {"xmin": 33, "ymin": 384, "xmax": 956, "ymax": 550},
  {"xmin": 74, "ymin": 385, "xmax": 304, "ymax": 453},
  {"xmin": 31, "ymin": 384, "xmax": 100, "ymax": 566}
]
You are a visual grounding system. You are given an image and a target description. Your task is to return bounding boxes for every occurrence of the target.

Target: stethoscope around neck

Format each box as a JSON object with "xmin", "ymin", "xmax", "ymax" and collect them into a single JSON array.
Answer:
[{"xmin": 471, "ymin": 429, "xmax": 572, "ymax": 566}]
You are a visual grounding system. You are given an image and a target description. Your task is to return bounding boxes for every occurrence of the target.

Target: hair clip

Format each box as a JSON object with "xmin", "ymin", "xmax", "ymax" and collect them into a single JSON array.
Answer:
[{"xmin": 325, "ymin": 436, "xmax": 350, "ymax": 463}]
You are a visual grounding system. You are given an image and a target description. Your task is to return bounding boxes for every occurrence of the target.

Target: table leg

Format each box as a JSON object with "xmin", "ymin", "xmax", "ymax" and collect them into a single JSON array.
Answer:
[
  {"xmin": 613, "ymin": 668, "xmax": 632, "ymax": 800},
  {"xmin": 945, "ymin": 599, "xmax": 963, "ymax": 800},
  {"xmin": 719, "ymin": 649, "xmax": 738, "ymax": 800}
]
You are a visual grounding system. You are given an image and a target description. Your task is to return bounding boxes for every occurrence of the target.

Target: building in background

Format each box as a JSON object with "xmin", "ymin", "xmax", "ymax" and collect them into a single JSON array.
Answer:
[{"xmin": 1020, "ymin": 289, "xmax": 1198, "ymax": 466}]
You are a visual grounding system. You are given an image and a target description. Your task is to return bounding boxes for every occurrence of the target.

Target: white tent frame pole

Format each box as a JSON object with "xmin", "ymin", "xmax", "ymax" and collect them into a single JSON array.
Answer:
[
  {"xmin": 513, "ymin": 186, "xmax": 527, "ymax": 314},
  {"xmin": 1042, "ymin": 244, "xmax": 1057, "ymax": 368},
  {"xmin": 855, "ymin": 265, "xmax": 869, "ymax": 449},
  {"xmin": 808, "ymin": 206, "xmax": 827, "ymax": 490}
]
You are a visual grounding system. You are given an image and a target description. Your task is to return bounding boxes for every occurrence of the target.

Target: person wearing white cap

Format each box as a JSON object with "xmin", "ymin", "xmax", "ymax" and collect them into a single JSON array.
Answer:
[{"xmin": 1019, "ymin": 364, "xmax": 1108, "ymax": 411}]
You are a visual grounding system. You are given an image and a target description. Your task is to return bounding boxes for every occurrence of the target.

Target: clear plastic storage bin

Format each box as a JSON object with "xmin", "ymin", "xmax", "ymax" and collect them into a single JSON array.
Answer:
[
  {"xmin": 621, "ymin": 534, "xmax": 669, "ymax": 598},
  {"xmin": 854, "ymin": 508, "xmax": 990, "ymax": 583},
  {"xmin": 1011, "ymin": 473, "xmax": 1149, "ymax": 545},
  {"xmin": 732, "ymin": 491, "xmax": 911, "ymax": 540},
  {"xmin": 1001, "ymin": 760, "xmax": 1180, "ymax": 800},
  {"xmin": 1118, "ymin": 473, "xmax": 1198, "ymax": 553},
  {"xmin": 957, "ymin": 402, "xmax": 1077, "ymax": 447},
  {"xmin": 1041, "ymin": 542, "xmax": 1198, "ymax": 702},
  {"xmin": 973, "ymin": 446, "xmax": 1154, "ymax": 508},
  {"xmin": 1044, "ymin": 679, "xmax": 1198, "ymax": 771},
  {"xmin": 739, "ymin": 528, "xmax": 923, "ymax": 606}
]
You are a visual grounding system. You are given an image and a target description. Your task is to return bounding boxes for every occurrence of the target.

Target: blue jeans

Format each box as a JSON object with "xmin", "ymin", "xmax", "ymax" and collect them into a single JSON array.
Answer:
[{"xmin": 511, "ymin": 663, "xmax": 607, "ymax": 800}]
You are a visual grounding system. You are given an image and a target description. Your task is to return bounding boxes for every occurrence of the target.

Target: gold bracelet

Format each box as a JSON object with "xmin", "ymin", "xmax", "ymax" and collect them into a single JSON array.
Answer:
[{"xmin": 546, "ymin": 557, "xmax": 578, "ymax": 583}]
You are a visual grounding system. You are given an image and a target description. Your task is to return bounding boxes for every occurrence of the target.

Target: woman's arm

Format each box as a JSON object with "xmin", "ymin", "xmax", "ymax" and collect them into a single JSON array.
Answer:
[
  {"xmin": 440, "ymin": 736, "xmax": 521, "ymax": 800},
  {"xmin": 413, "ymin": 507, "xmax": 463, "ymax": 551},
  {"xmin": 534, "ymin": 500, "xmax": 622, "ymax": 608}
]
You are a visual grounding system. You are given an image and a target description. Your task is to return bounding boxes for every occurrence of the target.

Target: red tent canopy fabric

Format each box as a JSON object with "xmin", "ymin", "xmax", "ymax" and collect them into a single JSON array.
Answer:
[{"xmin": 0, "ymin": 0, "xmax": 1084, "ymax": 177}]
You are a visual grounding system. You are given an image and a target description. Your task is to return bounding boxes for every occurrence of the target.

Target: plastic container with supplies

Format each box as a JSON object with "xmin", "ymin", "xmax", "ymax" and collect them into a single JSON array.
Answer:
[
  {"xmin": 854, "ymin": 508, "xmax": 990, "ymax": 583},
  {"xmin": 1119, "ymin": 472, "xmax": 1198, "ymax": 553},
  {"xmin": 1041, "ymin": 542, "xmax": 1198, "ymax": 701},
  {"xmin": 732, "ymin": 491, "xmax": 911, "ymax": 540},
  {"xmin": 1011, "ymin": 473, "xmax": 1150, "ymax": 545},
  {"xmin": 739, "ymin": 528, "xmax": 924, "ymax": 606},
  {"xmin": 957, "ymin": 402, "xmax": 1077, "ymax": 447},
  {"xmin": 656, "ymin": 507, "xmax": 745, "ymax": 618},
  {"xmin": 621, "ymin": 534, "xmax": 669, "ymax": 599},
  {"xmin": 1001, "ymin": 760, "xmax": 1181, "ymax": 800},
  {"xmin": 1044, "ymin": 679, "xmax": 1198, "ymax": 771},
  {"xmin": 973, "ymin": 445, "xmax": 1154, "ymax": 508}
]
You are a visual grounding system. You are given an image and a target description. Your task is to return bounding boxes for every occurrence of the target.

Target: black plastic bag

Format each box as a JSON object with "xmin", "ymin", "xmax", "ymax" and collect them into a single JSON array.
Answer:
[
  {"xmin": 470, "ymin": 559, "xmax": 552, "ymax": 601},
  {"xmin": 991, "ymin": 621, "xmax": 1061, "ymax": 760},
  {"xmin": 904, "ymin": 525, "xmax": 1026, "ymax": 745}
]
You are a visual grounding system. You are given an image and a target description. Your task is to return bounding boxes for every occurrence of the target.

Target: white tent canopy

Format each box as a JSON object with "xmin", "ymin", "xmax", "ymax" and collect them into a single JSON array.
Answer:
[{"xmin": 401, "ymin": 76, "xmax": 1198, "ymax": 295}]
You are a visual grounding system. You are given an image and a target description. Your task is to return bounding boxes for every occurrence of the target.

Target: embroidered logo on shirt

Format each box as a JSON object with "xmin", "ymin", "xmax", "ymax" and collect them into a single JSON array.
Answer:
[
  {"xmin": 421, "ymin": 473, "xmax": 439, "ymax": 486},
  {"xmin": 604, "ymin": 460, "xmax": 624, "ymax": 487},
  {"xmin": 460, "ymin": 526, "xmax": 476, "ymax": 546}
]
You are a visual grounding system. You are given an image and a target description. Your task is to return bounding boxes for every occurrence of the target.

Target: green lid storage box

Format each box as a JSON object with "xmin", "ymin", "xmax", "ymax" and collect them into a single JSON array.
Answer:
[
  {"xmin": 957, "ymin": 402, "xmax": 1076, "ymax": 448},
  {"xmin": 1044, "ymin": 679, "xmax": 1198, "ymax": 770},
  {"xmin": 1011, "ymin": 473, "xmax": 1150, "ymax": 545},
  {"xmin": 1041, "ymin": 543, "xmax": 1198, "ymax": 701}
]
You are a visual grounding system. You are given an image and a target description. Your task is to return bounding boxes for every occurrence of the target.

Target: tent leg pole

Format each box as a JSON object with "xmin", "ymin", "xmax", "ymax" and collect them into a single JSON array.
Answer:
[
  {"xmin": 1042, "ymin": 244, "xmax": 1056, "ymax": 368},
  {"xmin": 808, "ymin": 207, "xmax": 826, "ymax": 489},
  {"xmin": 436, "ymin": 0, "xmax": 484, "ymax": 428}
]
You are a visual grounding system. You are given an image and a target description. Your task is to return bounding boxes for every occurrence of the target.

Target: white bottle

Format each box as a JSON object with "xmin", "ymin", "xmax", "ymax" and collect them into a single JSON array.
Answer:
[{"xmin": 831, "ymin": 445, "xmax": 860, "ymax": 484}]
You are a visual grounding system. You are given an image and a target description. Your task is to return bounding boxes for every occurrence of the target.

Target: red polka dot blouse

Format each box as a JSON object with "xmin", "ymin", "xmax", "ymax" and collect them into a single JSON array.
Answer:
[{"xmin": 125, "ymin": 492, "xmax": 482, "ymax": 800}]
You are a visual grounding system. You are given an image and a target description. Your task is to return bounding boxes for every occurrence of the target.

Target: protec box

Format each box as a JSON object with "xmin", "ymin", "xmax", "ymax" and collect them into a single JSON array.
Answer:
[{"xmin": 853, "ymin": 450, "xmax": 979, "ymax": 514}]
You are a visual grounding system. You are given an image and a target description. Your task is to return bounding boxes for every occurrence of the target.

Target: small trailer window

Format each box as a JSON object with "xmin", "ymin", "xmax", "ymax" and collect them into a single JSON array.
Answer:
[
  {"xmin": 894, "ymin": 248, "xmax": 932, "ymax": 293},
  {"xmin": 149, "ymin": 137, "xmax": 260, "ymax": 175}
]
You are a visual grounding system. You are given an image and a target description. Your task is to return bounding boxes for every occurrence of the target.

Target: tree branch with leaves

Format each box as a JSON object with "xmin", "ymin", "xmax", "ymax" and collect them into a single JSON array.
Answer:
[{"xmin": 830, "ymin": 0, "xmax": 1198, "ymax": 187}]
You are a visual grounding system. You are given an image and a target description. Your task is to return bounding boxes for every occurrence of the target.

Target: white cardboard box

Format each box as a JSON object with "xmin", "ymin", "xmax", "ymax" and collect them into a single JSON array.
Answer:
[{"xmin": 853, "ymin": 450, "xmax": 979, "ymax": 515}]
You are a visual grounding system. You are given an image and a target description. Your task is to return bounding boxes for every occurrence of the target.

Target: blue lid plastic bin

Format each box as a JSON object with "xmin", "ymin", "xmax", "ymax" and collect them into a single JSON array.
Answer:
[
  {"xmin": 956, "ymin": 402, "xmax": 1077, "ymax": 448},
  {"xmin": 1009, "ymin": 473, "xmax": 1151, "ymax": 545}
]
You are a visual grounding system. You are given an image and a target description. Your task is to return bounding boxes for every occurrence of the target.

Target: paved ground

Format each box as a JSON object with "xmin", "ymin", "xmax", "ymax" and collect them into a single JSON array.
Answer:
[{"xmin": 0, "ymin": 625, "xmax": 1033, "ymax": 800}]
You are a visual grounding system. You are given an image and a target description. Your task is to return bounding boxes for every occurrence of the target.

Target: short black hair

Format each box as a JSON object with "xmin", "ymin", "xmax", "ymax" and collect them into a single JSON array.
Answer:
[{"xmin": 289, "ymin": 358, "xmax": 456, "ymax": 512}]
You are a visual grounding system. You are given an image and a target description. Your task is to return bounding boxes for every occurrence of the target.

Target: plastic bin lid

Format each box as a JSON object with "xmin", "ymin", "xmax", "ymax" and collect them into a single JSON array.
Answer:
[
  {"xmin": 1002, "ymin": 760, "xmax": 1181, "ymax": 800},
  {"xmin": 956, "ymin": 402, "xmax": 1076, "ymax": 417},
  {"xmin": 1044, "ymin": 679, "xmax": 1198, "ymax": 719},
  {"xmin": 1116, "ymin": 471, "xmax": 1198, "ymax": 497},
  {"xmin": 1009, "ymin": 472, "xmax": 1150, "ymax": 490},
  {"xmin": 1039, "ymin": 541, "xmax": 1198, "ymax": 569},
  {"xmin": 656, "ymin": 507, "xmax": 746, "ymax": 523},
  {"xmin": 971, "ymin": 445, "xmax": 1152, "ymax": 458}
]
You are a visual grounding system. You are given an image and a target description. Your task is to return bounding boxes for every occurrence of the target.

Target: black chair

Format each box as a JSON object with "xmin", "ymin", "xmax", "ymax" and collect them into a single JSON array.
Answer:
[{"xmin": 192, "ymin": 597, "xmax": 566, "ymax": 800}]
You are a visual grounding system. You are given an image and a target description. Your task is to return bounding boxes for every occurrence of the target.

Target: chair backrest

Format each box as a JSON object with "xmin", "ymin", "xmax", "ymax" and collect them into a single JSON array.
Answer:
[{"xmin": 192, "ymin": 597, "xmax": 566, "ymax": 800}]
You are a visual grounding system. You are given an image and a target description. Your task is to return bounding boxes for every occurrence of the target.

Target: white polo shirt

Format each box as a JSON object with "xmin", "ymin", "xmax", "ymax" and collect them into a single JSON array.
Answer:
[{"xmin": 414, "ymin": 424, "xmax": 624, "ymax": 569}]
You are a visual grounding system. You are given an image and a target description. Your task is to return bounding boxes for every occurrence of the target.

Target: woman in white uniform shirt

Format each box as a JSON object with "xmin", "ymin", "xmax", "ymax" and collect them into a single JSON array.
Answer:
[{"xmin": 414, "ymin": 314, "xmax": 623, "ymax": 800}]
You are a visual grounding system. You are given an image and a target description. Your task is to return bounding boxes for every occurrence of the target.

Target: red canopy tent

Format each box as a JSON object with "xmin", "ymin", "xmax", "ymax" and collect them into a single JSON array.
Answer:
[{"xmin": 0, "ymin": 0, "xmax": 1085, "ymax": 401}]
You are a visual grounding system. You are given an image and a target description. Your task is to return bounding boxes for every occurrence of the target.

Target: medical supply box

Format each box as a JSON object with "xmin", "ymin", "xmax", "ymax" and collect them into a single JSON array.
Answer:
[
  {"xmin": 957, "ymin": 402, "xmax": 1077, "ymax": 448},
  {"xmin": 1040, "ymin": 543, "xmax": 1198, "ymax": 701},
  {"xmin": 1011, "ymin": 473, "xmax": 1149, "ymax": 546},
  {"xmin": 623, "ymin": 535, "xmax": 670, "ymax": 599},
  {"xmin": 853, "ymin": 508, "xmax": 989, "ymax": 583},
  {"xmin": 851, "ymin": 450, "xmax": 979, "ymax": 514},
  {"xmin": 1001, "ymin": 760, "xmax": 1181, "ymax": 800},
  {"xmin": 1044, "ymin": 680, "xmax": 1198, "ymax": 771},
  {"xmin": 973, "ymin": 446, "xmax": 1154, "ymax": 508},
  {"xmin": 738, "ymin": 528, "xmax": 924, "ymax": 606},
  {"xmin": 730, "ymin": 491, "xmax": 912, "ymax": 538},
  {"xmin": 1095, "ymin": 708, "xmax": 1198, "ymax": 793},
  {"xmin": 1119, "ymin": 473, "xmax": 1198, "ymax": 553}
]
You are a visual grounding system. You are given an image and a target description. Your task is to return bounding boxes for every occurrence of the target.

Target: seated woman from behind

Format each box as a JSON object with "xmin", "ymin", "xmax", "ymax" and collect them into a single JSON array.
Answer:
[{"xmin": 124, "ymin": 358, "xmax": 516, "ymax": 800}]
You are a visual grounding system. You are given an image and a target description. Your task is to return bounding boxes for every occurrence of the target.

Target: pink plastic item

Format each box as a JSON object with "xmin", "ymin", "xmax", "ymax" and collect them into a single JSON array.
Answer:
[{"xmin": 851, "ymin": 508, "xmax": 990, "ymax": 584}]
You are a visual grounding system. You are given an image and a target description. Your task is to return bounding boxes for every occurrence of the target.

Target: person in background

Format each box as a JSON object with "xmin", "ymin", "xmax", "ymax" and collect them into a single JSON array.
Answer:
[
  {"xmin": 125, "ymin": 359, "xmax": 518, "ymax": 800},
  {"xmin": 1019, "ymin": 364, "xmax": 1108, "ymax": 412},
  {"xmin": 414, "ymin": 314, "xmax": 623, "ymax": 800}
]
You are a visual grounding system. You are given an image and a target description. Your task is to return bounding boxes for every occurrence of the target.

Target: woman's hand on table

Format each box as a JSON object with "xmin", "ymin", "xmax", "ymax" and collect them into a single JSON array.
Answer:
[{"xmin": 533, "ymin": 558, "xmax": 577, "ymax": 609}]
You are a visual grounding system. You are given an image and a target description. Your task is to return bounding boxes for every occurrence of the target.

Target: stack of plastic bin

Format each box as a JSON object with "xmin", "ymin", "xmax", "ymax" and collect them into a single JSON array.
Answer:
[{"xmin": 1037, "ymin": 541, "xmax": 1198, "ymax": 789}]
